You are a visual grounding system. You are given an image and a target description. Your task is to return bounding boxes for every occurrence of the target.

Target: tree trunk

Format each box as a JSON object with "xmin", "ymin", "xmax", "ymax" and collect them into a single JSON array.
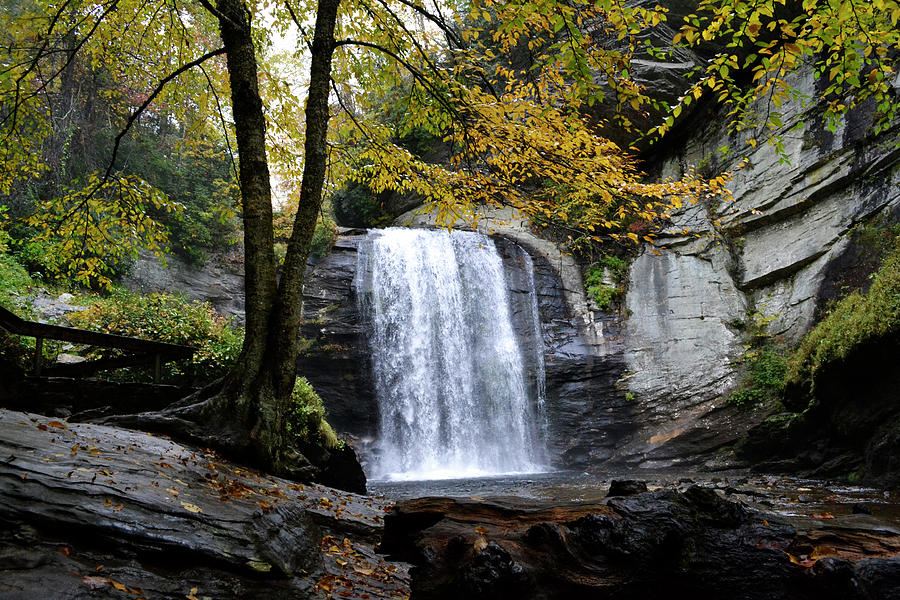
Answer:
[{"xmin": 201, "ymin": 0, "xmax": 341, "ymax": 476}]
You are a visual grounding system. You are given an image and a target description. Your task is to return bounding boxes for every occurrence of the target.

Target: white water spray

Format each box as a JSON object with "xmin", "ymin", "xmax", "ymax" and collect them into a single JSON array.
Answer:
[{"xmin": 356, "ymin": 228, "xmax": 546, "ymax": 480}]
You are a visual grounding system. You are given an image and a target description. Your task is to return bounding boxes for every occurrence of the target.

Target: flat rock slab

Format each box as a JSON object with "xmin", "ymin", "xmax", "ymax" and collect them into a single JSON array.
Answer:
[
  {"xmin": 382, "ymin": 487, "xmax": 900, "ymax": 600},
  {"xmin": 0, "ymin": 409, "xmax": 409, "ymax": 599}
]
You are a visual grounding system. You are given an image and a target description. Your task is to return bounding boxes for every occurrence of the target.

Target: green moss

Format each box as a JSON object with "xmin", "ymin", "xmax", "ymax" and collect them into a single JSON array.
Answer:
[
  {"xmin": 785, "ymin": 236, "xmax": 900, "ymax": 402},
  {"xmin": 287, "ymin": 377, "xmax": 341, "ymax": 450}
]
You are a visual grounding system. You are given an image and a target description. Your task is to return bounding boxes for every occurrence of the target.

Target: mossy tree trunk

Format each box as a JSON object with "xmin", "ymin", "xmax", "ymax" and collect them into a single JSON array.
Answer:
[{"xmin": 202, "ymin": 0, "xmax": 341, "ymax": 476}]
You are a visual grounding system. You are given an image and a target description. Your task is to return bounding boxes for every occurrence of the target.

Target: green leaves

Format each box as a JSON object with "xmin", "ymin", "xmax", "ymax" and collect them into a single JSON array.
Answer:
[
  {"xmin": 664, "ymin": 0, "xmax": 900, "ymax": 149},
  {"xmin": 25, "ymin": 174, "xmax": 179, "ymax": 289},
  {"xmin": 67, "ymin": 290, "xmax": 243, "ymax": 384}
]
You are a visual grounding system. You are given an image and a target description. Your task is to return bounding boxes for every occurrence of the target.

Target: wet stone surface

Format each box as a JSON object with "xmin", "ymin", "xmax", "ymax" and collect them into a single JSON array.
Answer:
[{"xmin": 0, "ymin": 409, "xmax": 410, "ymax": 600}]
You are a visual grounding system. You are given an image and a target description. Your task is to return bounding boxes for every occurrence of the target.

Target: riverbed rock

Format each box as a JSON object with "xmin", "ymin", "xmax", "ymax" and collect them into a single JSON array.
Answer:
[
  {"xmin": 0, "ymin": 409, "xmax": 409, "ymax": 599},
  {"xmin": 381, "ymin": 486, "xmax": 900, "ymax": 600},
  {"xmin": 605, "ymin": 479, "xmax": 647, "ymax": 497}
]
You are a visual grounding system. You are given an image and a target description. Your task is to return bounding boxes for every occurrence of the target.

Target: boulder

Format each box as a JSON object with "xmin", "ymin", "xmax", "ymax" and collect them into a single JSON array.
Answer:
[
  {"xmin": 381, "ymin": 486, "xmax": 900, "ymax": 600},
  {"xmin": 0, "ymin": 409, "xmax": 410, "ymax": 599}
]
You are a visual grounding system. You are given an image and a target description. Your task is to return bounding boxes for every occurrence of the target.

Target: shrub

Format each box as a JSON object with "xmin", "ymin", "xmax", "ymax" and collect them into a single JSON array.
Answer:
[
  {"xmin": 785, "ymin": 235, "xmax": 900, "ymax": 401},
  {"xmin": 287, "ymin": 377, "xmax": 340, "ymax": 449},
  {"xmin": 585, "ymin": 255, "xmax": 629, "ymax": 310},
  {"xmin": 331, "ymin": 181, "xmax": 392, "ymax": 228},
  {"xmin": 310, "ymin": 216, "xmax": 338, "ymax": 259},
  {"xmin": 0, "ymin": 236, "xmax": 34, "ymax": 312},
  {"xmin": 67, "ymin": 290, "xmax": 242, "ymax": 384},
  {"xmin": 273, "ymin": 207, "xmax": 338, "ymax": 261},
  {"xmin": 726, "ymin": 347, "xmax": 788, "ymax": 408}
]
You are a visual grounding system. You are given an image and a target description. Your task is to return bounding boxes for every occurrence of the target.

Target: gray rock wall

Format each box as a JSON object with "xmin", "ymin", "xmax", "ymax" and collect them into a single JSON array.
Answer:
[
  {"xmin": 615, "ymin": 67, "xmax": 900, "ymax": 469},
  {"xmin": 123, "ymin": 249, "xmax": 246, "ymax": 322}
]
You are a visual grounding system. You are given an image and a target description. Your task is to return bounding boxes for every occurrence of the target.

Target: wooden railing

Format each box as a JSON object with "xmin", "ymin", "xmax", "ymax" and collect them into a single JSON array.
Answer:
[{"xmin": 0, "ymin": 305, "xmax": 194, "ymax": 382}]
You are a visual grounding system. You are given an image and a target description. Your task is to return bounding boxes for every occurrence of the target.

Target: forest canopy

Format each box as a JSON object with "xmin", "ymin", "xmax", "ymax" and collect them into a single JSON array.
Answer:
[{"xmin": 1, "ymin": 0, "xmax": 897, "ymax": 285}]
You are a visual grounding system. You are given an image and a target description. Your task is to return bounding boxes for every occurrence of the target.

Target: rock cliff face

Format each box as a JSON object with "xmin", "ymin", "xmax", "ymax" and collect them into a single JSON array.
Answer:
[
  {"xmin": 616, "ymin": 67, "xmax": 899, "ymax": 470},
  {"xmin": 124, "ymin": 249, "xmax": 246, "ymax": 323}
]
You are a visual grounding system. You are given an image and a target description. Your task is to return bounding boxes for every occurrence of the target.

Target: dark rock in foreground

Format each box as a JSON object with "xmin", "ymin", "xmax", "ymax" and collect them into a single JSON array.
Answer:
[
  {"xmin": 382, "ymin": 487, "xmax": 900, "ymax": 600},
  {"xmin": 605, "ymin": 479, "xmax": 648, "ymax": 497},
  {"xmin": 0, "ymin": 409, "xmax": 409, "ymax": 599}
]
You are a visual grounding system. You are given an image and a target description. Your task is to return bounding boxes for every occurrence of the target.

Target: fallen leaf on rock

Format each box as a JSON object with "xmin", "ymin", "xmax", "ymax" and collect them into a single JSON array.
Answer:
[
  {"xmin": 113, "ymin": 504, "xmax": 124, "ymax": 511},
  {"xmin": 469, "ymin": 496, "xmax": 485, "ymax": 502},
  {"xmin": 59, "ymin": 547, "xmax": 70, "ymax": 556},
  {"xmin": 353, "ymin": 565, "xmax": 375, "ymax": 575},
  {"xmin": 785, "ymin": 552, "xmax": 815, "ymax": 568},
  {"xmin": 810, "ymin": 512, "xmax": 835, "ymax": 520},
  {"xmin": 166, "ymin": 487, "xmax": 179, "ymax": 497},
  {"xmin": 474, "ymin": 526, "xmax": 489, "ymax": 535},
  {"xmin": 48, "ymin": 421, "xmax": 68, "ymax": 429},
  {"xmin": 104, "ymin": 498, "xmax": 112, "ymax": 507},
  {"xmin": 180, "ymin": 502, "xmax": 203, "ymax": 513},
  {"xmin": 36, "ymin": 424, "xmax": 48, "ymax": 431},
  {"xmin": 474, "ymin": 536, "xmax": 488, "ymax": 553}
]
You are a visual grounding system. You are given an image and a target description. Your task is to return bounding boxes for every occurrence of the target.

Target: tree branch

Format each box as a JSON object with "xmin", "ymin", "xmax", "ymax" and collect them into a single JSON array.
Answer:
[
  {"xmin": 104, "ymin": 47, "xmax": 228, "ymax": 181},
  {"xmin": 196, "ymin": 0, "xmax": 240, "ymax": 30}
]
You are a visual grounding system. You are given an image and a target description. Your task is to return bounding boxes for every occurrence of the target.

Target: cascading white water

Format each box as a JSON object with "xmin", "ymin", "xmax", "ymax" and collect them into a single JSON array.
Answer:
[{"xmin": 356, "ymin": 228, "xmax": 546, "ymax": 481}]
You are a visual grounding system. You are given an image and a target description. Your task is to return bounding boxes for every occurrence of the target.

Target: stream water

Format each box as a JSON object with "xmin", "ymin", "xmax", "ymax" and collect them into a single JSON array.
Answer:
[{"xmin": 356, "ymin": 228, "xmax": 547, "ymax": 481}]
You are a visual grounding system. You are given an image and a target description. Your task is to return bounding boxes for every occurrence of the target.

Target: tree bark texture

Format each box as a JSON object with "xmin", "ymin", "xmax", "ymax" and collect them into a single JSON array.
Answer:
[
  {"xmin": 210, "ymin": 0, "xmax": 341, "ymax": 475},
  {"xmin": 275, "ymin": 0, "xmax": 341, "ymax": 399}
]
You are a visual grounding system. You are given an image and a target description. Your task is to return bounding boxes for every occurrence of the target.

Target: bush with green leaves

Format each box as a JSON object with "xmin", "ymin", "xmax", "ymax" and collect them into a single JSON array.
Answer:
[
  {"xmin": 785, "ymin": 235, "xmax": 900, "ymax": 401},
  {"xmin": 726, "ymin": 347, "xmax": 788, "ymax": 408},
  {"xmin": 287, "ymin": 377, "xmax": 340, "ymax": 449},
  {"xmin": 0, "ymin": 229, "xmax": 34, "ymax": 313},
  {"xmin": 0, "ymin": 228, "xmax": 36, "ymax": 371},
  {"xmin": 585, "ymin": 255, "xmax": 629, "ymax": 310},
  {"xmin": 67, "ymin": 290, "xmax": 242, "ymax": 384},
  {"xmin": 331, "ymin": 180, "xmax": 392, "ymax": 229},
  {"xmin": 310, "ymin": 216, "xmax": 338, "ymax": 259}
]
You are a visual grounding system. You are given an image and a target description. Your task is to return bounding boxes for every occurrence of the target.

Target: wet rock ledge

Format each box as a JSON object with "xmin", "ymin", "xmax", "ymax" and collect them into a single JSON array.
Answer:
[
  {"xmin": 0, "ymin": 409, "xmax": 409, "ymax": 599},
  {"xmin": 382, "ymin": 487, "xmax": 900, "ymax": 600}
]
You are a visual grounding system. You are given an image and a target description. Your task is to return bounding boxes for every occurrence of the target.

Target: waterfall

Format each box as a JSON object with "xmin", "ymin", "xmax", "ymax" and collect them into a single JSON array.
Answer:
[{"xmin": 356, "ymin": 228, "xmax": 546, "ymax": 481}]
